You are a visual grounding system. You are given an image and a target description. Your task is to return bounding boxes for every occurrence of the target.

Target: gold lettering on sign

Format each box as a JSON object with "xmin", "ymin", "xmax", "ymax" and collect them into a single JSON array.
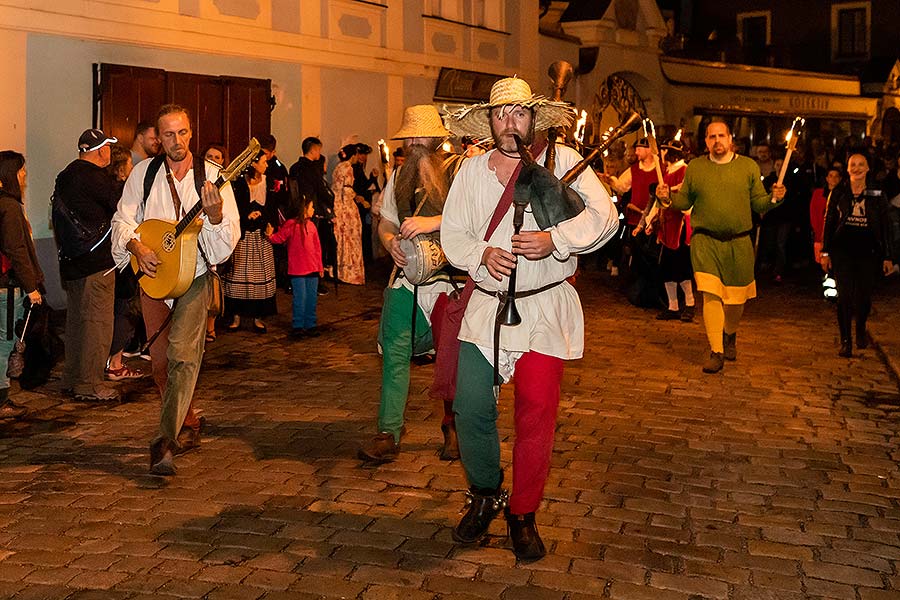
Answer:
[{"xmin": 789, "ymin": 96, "xmax": 830, "ymax": 111}]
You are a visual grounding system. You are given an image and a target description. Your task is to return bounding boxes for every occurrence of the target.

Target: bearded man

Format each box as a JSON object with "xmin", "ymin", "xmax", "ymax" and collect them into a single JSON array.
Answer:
[
  {"xmin": 440, "ymin": 77, "xmax": 619, "ymax": 561},
  {"xmin": 357, "ymin": 105, "xmax": 463, "ymax": 464}
]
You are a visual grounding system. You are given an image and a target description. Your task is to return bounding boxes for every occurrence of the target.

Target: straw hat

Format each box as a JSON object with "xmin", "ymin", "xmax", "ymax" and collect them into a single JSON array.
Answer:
[
  {"xmin": 446, "ymin": 77, "xmax": 575, "ymax": 140},
  {"xmin": 391, "ymin": 105, "xmax": 450, "ymax": 140}
]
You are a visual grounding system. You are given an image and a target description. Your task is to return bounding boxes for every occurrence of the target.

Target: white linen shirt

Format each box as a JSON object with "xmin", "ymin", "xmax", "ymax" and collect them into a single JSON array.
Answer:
[
  {"xmin": 380, "ymin": 169, "xmax": 453, "ymax": 322},
  {"xmin": 441, "ymin": 144, "xmax": 618, "ymax": 380},
  {"xmin": 111, "ymin": 157, "xmax": 240, "ymax": 279}
]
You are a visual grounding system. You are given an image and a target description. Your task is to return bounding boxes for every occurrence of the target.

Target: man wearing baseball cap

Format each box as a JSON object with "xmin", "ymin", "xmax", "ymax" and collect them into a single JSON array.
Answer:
[{"xmin": 54, "ymin": 128, "xmax": 121, "ymax": 402}]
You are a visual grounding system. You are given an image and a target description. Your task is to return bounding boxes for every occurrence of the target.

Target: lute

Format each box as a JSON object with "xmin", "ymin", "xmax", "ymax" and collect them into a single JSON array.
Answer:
[{"xmin": 132, "ymin": 138, "xmax": 260, "ymax": 299}]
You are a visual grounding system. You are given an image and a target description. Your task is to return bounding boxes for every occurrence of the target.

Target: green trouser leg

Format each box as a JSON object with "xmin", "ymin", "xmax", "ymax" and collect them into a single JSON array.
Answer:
[
  {"xmin": 159, "ymin": 274, "xmax": 208, "ymax": 442},
  {"xmin": 377, "ymin": 286, "xmax": 431, "ymax": 442},
  {"xmin": 453, "ymin": 342, "xmax": 502, "ymax": 490}
]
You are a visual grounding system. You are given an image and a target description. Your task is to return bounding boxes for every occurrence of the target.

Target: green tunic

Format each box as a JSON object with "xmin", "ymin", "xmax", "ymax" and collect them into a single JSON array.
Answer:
[{"xmin": 671, "ymin": 155, "xmax": 777, "ymax": 303}]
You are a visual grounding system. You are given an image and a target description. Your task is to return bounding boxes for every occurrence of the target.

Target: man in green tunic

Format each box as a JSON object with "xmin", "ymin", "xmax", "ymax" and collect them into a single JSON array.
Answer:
[{"xmin": 658, "ymin": 122, "xmax": 786, "ymax": 373}]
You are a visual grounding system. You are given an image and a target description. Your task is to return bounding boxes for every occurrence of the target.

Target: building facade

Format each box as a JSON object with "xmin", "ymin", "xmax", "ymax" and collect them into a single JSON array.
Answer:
[
  {"xmin": 555, "ymin": 0, "xmax": 884, "ymax": 158},
  {"xmin": 1, "ymin": 0, "xmax": 571, "ymax": 305}
]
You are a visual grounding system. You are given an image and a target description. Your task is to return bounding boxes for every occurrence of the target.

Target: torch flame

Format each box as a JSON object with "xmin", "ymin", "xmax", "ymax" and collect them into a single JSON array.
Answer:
[
  {"xmin": 674, "ymin": 128, "xmax": 683, "ymax": 142},
  {"xmin": 378, "ymin": 139, "xmax": 389, "ymax": 163},
  {"xmin": 575, "ymin": 110, "xmax": 587, "ymax": 145}
]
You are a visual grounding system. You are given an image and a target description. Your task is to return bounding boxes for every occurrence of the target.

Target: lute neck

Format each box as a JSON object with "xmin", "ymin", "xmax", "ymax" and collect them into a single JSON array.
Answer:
[{"xmin": 173, "ymin": 175, "xmax": 226, "ymax": 238}]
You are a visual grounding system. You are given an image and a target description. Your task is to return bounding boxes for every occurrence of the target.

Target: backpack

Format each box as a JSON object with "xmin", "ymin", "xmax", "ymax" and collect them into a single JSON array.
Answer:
[{"xmin": 50, "ymin": 190, "xmax": 111, "ymax": 260}]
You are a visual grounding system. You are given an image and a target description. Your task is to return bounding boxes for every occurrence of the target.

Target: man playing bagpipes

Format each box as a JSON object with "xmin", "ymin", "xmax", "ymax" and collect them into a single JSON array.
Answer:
[
  {"xmin": 438, "ymin": 76, "xmax": 619, "ymax": 561},
  {"xmin": 357, "ymin": 105, "xmax": 464, "ymax": 464}
]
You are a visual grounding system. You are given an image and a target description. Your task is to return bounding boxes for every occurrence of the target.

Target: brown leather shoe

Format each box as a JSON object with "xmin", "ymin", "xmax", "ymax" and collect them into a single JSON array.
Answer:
[
  {"xmin": 440, "ymin": 423, "xmax": 460, "ymax": 461},
  {"xmin": 149, "ymin": 437, "xmax": 177, "ymax": 476},
  {"xmin": 0, "ymin": 403, "xmax": 26, "ymax": 419},
  {"xmin": 702, "ymin": 351, "xmax": 725, "ymax": 373},
  {"xmin": 357, "ymin": 432, "xmax": 399, "ymax": 464},
  {"xmin": 173, "ymin": 427, "xmax": 200, "ymax": 455}
]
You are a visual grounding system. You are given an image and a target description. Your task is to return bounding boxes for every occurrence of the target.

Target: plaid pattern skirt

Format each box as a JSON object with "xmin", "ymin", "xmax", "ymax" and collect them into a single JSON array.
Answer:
[{"xmin": 223, "ymin": 229, "xmax": 277, "ymax": 316}]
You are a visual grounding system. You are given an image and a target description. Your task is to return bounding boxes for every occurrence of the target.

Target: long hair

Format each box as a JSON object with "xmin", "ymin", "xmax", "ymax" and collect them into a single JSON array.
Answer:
[
  {"xmin": 393, "ymin": 143, "xmax": 448, "ymax": 216},
  {"xmin": 201, "ymin": 142, "xmax": 229, "ymax": 167},
  {"xmin": 106, "ymin": 144, "xmax": 132, "ymax": 182},
  {"xmin": 0, "ymin": 150, "xmax": 25, "ymax": 200}
]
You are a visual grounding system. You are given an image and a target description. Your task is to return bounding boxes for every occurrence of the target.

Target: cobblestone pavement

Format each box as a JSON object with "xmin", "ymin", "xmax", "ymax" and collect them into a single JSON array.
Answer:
[{"xmin": 1, "ymin": 266, "xmax": 900, "ymax": 600}]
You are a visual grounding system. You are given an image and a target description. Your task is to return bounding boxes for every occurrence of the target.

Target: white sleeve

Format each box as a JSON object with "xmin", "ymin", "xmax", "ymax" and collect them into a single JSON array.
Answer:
[
  {"xmin": 440, "ymin": 159, "xmax": 490, "ymax": 282},
  {"xmin": 111, "ymin": 160, "xmax": 147, "ymax": 266},
  {"xmin": 380, "ymin": 171, "xmax": 400, "ymax": 228},
  {"xmin": 548, "ymin": 147, "xmax": 621, "ymax": 260},
  {"xmin": 198, "ymin": 164, "xmax": 240, "ymax": 265},
  {"xmin": 612, "ymin": 167, "xmax": 632, "ymax": 194}
]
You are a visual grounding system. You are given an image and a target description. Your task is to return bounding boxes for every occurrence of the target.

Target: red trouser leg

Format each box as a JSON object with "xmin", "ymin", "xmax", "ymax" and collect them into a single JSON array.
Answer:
[
  {"xmin": 509, "ymin": 351, "xmax": 564, "ymax": 514},
  {"xmin": 140, "ymin": 293, "xmax": 200, "ymax": 434}
]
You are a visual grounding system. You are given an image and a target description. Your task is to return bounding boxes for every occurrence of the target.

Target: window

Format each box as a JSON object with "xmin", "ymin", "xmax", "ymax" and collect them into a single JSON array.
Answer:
[
  {"xmin": 427, "ymin": 0, "xmax": 463, "ymax": 22},
  {"xmin": 474, "ymin": 0, "xmax": 504, "ymax": 31},
  {"xmin": 837, "ymin": 8, "xmax": 866, "ymax": 56},
  {"xmin": 831, "ymin": 2, "xmax": 870, "ymax": 60},
  {"xmin": 736, "ymin": 11, "xmax": 770, "ymax": 48}
]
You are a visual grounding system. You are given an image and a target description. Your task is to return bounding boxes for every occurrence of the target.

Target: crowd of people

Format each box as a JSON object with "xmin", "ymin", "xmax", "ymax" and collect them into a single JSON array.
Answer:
[{"xmin": 0, "ymin": 79, "xmax": 898, "ymax": 562}]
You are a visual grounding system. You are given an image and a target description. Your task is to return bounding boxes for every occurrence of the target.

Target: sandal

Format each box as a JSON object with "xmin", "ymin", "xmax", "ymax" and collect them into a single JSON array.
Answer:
[
  {"xmin": 105, "ymin": 365, "xmax": 145, "ymax": 381},
  {"xmin": 205, "ymin": 333, "xmax": 216, "ymax": 343}
]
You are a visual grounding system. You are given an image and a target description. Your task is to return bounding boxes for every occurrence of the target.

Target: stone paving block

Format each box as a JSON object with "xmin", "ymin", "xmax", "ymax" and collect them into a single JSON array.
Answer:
[
  {"xmin": 572, "ymin": 558, "xmax": 646, "ymax": 584},
  {"xmin": 335, "ymin": 544, "xmax": 402, "ymax": 569},
  {"xmin": 288, "ymin": 574, "xmax": 366, "ymax": 598},
  {"xmin": 802, "ymin": 561, "xmax": 885, "ymax": 587},
  {"xmin": 21, "ymin": 566, "xmax": 83, "ymax": 586},
  {"xmin": 803, "ymin": 577, "xmax": 858, "ymax": 599},
  {"xmin": 859, "ymin": 589, "xmax": 900, "ymax": 600},
  {"xmin": 10, "ymin": 584, "xmax": 73, "ymax": 600},
  {"xmin": 608, "ymin": 581, "xmax": 689, "ymax": 600},
  {"xmin": 243, "ymin": 569, "xmax": 301, "ymax": 590},
  {"xmin": 479, "ymin": 564, "xmax": 531, "ymax": 586},
  {"xmin": 500, "ymin": 584, "xmax": 566, "ymax": 600},
  {"xmin": 424, "ymin": 574, "xmax": 507, "ymax": 598},
  {"xmin": 528, "ymin": 570, "xmax": 607, "ymax": 594},
  {"xmin": 650, "ymin": 571, "xmax": 730, "ymax": 598}
]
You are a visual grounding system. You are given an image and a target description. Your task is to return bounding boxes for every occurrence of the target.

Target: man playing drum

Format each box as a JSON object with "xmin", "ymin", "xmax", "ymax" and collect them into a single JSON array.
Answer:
[{"xmin": 357, "ymin": 105, "xmax": 464, "ymax": 464}]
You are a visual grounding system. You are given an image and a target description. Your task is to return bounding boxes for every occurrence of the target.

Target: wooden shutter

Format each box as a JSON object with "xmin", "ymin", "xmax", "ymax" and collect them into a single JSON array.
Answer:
[{"xmin": 99, "ymin": 64, "xmax": 166, "ymax": 147}]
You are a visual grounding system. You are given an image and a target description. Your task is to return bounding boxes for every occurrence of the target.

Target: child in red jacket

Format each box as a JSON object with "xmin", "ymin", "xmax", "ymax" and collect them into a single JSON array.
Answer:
[{"xmin": 268, "ymin": 197, "xmax": 324, "ymax": 336}]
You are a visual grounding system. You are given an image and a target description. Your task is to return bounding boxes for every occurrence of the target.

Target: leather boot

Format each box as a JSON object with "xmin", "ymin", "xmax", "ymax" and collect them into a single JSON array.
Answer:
[
  {"xmin": 149, "ymin": 437, "xmax": 177, "ymax": 476},
  {"xmin": 856, "ymin": 322, "xmax": 868, "ymax": 349},
  {"xmin": 0, "ymin": 388, "xmax": 25, "ymax": 419},
  {"xmin": 722, "ymin": 332, "xmax": 737, "ymax": 361},
  {"xmin": 357, "ymin": 432, "xmax": 399, "ymax": 464},
  {"xmin": 702, "ymin": 351, "xmax": 725, "ymax": 373},
  {"xmin": 452, "ymin": 486, "xmax": 508, "ymax": 544},
  {"xmin": 839, "ymin": 339, "xmax": 852, "ymax": 358},
  {"xmin": 173, "ymin": 427, "xmax": 201, "ymax": 455},
  {"xmin": 505, "ymin": 509, "xmax": 546, "ymax": 562},
  {"xmin": 440, "ymin": 423, "xmax": 460, "ymax": 461}
]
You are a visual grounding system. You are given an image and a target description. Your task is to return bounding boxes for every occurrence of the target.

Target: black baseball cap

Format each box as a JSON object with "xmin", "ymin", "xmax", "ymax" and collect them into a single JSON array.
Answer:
[{"xmin": 78, "ymin": 128, "xmax": 117, "ymax": 153}]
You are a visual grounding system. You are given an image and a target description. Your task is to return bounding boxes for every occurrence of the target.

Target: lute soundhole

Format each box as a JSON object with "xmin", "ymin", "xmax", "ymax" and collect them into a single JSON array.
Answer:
[{"xmin": 162, "ymin": 231, "xmax": 176, "ymax": 253}]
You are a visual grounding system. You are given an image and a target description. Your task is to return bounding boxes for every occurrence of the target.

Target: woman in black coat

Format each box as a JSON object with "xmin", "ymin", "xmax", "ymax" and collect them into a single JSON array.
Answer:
[
  {"xmin": 820, "ymin": 153, "xmax": 894, "ymax": 357},
  {"xmin": 0, "ymin": 151, "xmax": 44, "ymax": 418}
]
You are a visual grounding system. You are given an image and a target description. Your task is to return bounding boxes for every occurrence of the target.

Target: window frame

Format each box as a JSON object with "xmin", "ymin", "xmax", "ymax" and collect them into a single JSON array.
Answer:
[
  {"xmin": 830, "ymin": 1, "xmax": 871, "ymax": 61},
  {"xmin": 736, "ymin": 10, "xmax": 771, "ymax": 48}
]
